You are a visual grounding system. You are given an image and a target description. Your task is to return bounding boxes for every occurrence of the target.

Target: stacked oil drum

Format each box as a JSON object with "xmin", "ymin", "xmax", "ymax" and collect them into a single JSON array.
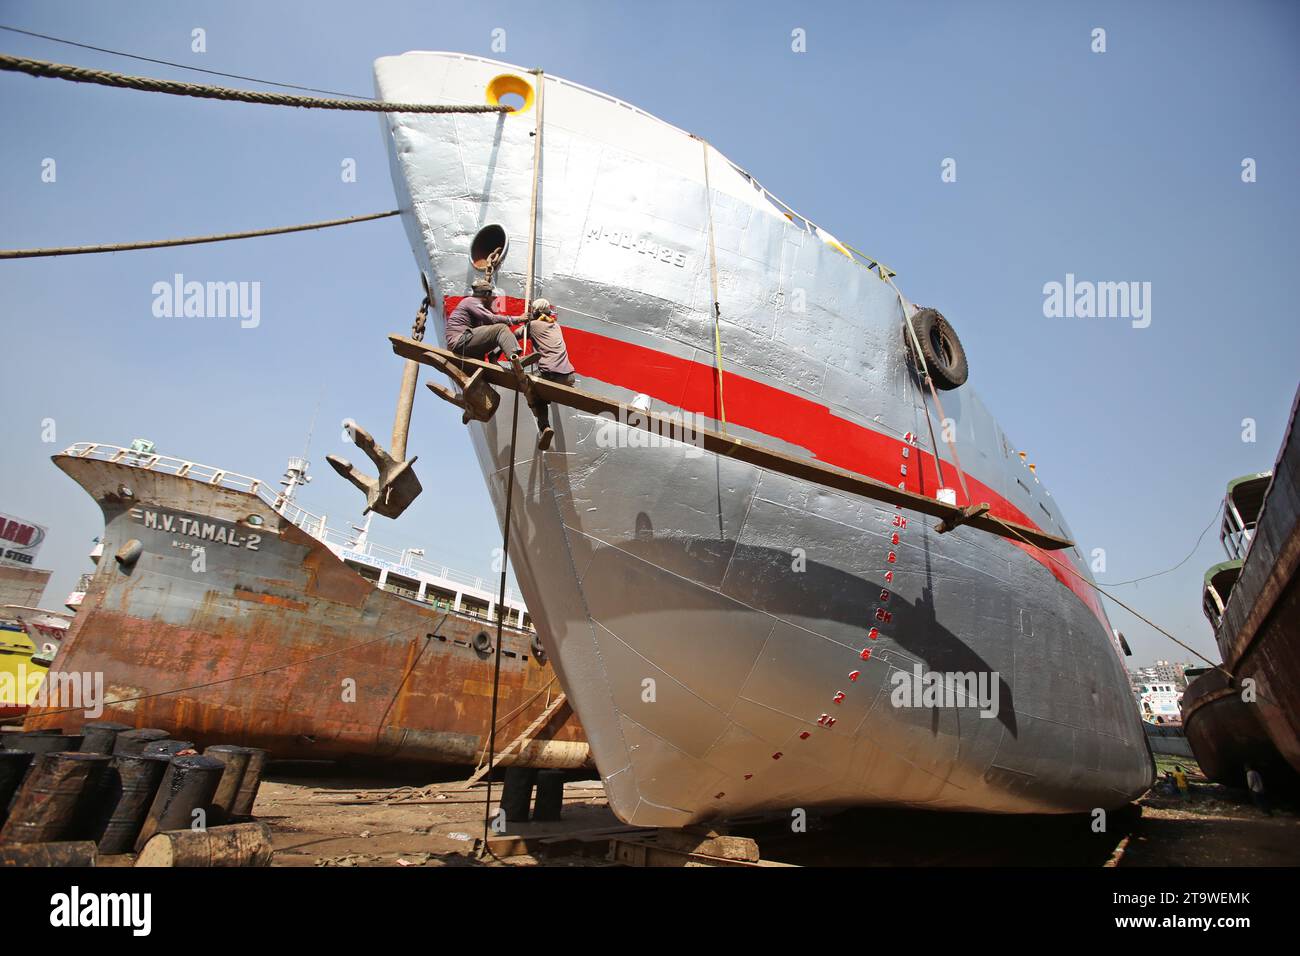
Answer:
[{"xmin": 0, "ymin": 722, "xmax": 268, "ymax": 862}]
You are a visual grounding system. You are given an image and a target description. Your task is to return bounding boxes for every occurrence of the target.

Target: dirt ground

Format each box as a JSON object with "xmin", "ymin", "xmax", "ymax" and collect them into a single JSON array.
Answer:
[
  {"xmin": 249, "ymin": 757, "xmax": 1300, "ymax": 868},
  {"xmin": 256, "ymin": 764, "xmax": 620, "ymax": 867},
  {"xmin": 1120, "ymin": 758, "xmax": 1300, "ymax": 866}
]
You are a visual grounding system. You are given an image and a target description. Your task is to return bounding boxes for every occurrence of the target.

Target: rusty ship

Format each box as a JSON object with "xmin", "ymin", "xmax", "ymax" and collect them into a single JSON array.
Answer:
[
  {"xmin": 1182, "ymin": 387, "xmax": 1300, "ymax": 791},
  {"xmin": 362, "ymin": 52, "xmax": 1155, "ymax": 826},
  {"xmin": 23, "ymin": 440, "xmax": 588, "ymax": 770}
]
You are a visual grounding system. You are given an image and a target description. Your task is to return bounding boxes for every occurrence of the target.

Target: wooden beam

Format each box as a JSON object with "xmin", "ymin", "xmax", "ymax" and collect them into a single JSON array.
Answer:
[
  {"xmin": 461, "ymin": 693, "xmax": 569, "ymax": 788},
  {"xmin": 390, "ymin": 336, "xmax": 1074, "ymax": 552}
]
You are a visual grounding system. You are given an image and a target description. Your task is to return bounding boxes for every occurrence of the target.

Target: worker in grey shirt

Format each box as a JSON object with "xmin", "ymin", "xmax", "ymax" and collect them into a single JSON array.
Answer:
[
  {"xmin": 522, "ymin": 298, "xmax": 577, "ymax": 450},
  {"xmin": 445, "ymin": 278, "xmax": 520, "ymax": 360},
  {"xmin": 524, "ymin": 299, "xmax": 575, "ymax": 383}
]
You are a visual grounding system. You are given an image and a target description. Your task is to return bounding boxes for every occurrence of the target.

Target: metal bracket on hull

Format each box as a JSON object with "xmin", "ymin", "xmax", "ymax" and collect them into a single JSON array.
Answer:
[
  {"xmin": 934, "ymin": 503, "xmax": 991, "ymax": 535},
  {"xmin": 388, "ymin": 335, "xmax": 1076, "ymax": 552},
  {"xmin": 419, "ymin": 350, "xmax": 505, "ymax": 424}
]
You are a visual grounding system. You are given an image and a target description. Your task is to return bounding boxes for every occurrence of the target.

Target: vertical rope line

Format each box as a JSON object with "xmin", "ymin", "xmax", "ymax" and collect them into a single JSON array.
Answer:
[
  {"xmin": 481, "ymin": 69, "xmax": 544, "ymax": 858},
  {"xmin": 887, "ymin": 276, "xmax": 973, "ymax": 506},
  {"xmin": 479, "ymin": 385, "xmax": 523, "ymax": 856},
  {"xmin": 521, "ymin": 69, "xmax": 545, "ymax": 352},
  {"xmin": 700, "ymin": 138, "xmax": 728, "ymax": 434}
]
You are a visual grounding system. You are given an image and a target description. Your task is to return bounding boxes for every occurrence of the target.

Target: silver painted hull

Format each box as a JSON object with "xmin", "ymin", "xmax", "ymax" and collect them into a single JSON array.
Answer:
[{"xmin": 375, "ymin": 51, "xmax": 1154, "ymax": 826}]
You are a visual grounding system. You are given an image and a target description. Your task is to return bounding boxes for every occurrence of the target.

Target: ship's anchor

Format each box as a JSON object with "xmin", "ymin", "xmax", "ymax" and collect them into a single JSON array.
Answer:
[{"xmin": 325, "ymin": 278, "xmax": 429, "ymax": 518}]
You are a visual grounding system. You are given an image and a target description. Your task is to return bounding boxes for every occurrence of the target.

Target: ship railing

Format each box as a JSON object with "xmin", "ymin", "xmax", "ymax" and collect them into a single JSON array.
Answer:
[
  {"xmin": 64, "ymin": 443, "xmax": 272, "ymax": 496},
  {"xmin": 335, "ymin": 539, "xmax": 520, "ymax": 606},
  {"xmin": 62, "ymin": 443, "xmax": 334, "ymax": 534},
  {"xmin": 344, "ymin": 540, "xmax": 493, "ymax": 591}
]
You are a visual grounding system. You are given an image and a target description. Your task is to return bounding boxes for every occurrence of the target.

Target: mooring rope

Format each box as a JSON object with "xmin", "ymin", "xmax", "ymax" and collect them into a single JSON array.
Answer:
[
  {"xmin": 520, "ymin": 69, "xmax": 545, "ymax": 349},
  {"xmin": 1001, "ymin": 520, "xmax": 1228, "ymax": 675},
  {"xmin": 1098, "ymin": 502, "xmax": 1223, "ymax": 587},
  {"xmin": 480, "ymin": 71, "xmax": 546, "ymax": 859},
  {"xmin": 0, "ymin": 53, "xmax": 511, "ymax": 113},
  {"xmin": 0, "ymin": 209, "xmax": 401, "ymax": 259},
  {"xmin": 0, "ymin": 24, "xmax": 369, "ymax": 98}
]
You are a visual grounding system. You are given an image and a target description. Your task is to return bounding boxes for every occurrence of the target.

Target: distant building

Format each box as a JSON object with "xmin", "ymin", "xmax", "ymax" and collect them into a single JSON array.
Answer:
[
  {"xmin": 0, "ymin": 565, "xmax": 52, "ymax": 615},
  {"xmin": 1149, "ymin": 660, "xmax": 1193, "ymax": 688}
]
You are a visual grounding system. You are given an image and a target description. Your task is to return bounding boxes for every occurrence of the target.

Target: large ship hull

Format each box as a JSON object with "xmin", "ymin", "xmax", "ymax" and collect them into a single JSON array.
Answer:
[
  {"xmin": 23, "ymin": 448, "xmax": 588, "ymax": 769},
  {"xmin": 1182, "ymin": 667, "xmax": 1297, "ymax": 789},
  {"xmin": 375, "ymin": 52, "xmax": 1153, "ymax": 825}
]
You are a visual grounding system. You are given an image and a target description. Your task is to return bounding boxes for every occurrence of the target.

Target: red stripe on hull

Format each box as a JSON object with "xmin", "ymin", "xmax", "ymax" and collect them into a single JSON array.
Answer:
[{"xmin": 444, "ymin": 296, "xmax": 1107, "ymax": 628}]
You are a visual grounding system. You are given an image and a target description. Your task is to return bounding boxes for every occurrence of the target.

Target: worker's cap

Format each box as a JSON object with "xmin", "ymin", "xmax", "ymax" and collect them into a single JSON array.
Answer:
[
  {"xmin": 531, "ymin": 298, "xmax": 555, "ymax": 316},
  {"xmin": 471, "ymin": 278, "xmax": 494, "ymax": 295}
]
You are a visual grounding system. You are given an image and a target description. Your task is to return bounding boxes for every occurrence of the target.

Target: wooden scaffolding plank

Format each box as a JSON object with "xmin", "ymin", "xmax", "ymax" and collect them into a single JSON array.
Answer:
[{"xmin": 390, "ymin": 336, "xmax": 1074, "ymax": 552}]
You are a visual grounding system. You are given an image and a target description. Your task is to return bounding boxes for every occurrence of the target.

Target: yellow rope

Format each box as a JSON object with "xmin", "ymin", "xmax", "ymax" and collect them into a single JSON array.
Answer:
[
  {"xmin": 700, "ymin": 138, "xmax": 728, "ymax": 433},
  {"xmin": 841, "ymin": 240, "xmax": 896, "ymax": 281},
  {"xmin": 886, "ymin": 275, "xmax": 975, "ymax": 507}
]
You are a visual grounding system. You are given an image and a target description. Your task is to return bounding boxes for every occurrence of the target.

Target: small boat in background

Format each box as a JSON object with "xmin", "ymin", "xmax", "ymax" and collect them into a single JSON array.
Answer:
[
  {"xmin": 3, "ymin": 605, "xmax": 70, "ymax": 666},
  {"xmin": 0, "ymin": 553, "xmax": 64, "ymax": 721}
]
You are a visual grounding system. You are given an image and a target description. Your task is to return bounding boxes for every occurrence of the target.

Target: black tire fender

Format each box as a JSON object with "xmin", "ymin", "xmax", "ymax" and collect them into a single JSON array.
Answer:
[{"xmin": 909, "ymin": 307, "xmax": 969, "ymax": 390}]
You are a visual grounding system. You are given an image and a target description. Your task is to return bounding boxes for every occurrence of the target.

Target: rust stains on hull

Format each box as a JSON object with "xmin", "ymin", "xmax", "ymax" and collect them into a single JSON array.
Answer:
[{"xmin": 23, "ymin": 454, "xmax": 588, "ymax": 770}]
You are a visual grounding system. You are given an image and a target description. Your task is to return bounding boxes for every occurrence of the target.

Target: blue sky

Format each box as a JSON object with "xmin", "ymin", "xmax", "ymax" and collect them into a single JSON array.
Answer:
[{"xmin": 1, "ymin": 0, "xmax": 1296, "ymax": 668}]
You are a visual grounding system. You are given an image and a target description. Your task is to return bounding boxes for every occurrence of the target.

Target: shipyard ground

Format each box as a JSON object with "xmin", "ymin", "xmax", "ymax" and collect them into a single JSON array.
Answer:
[{"xmin": 236, "ymin": 759, "xmax": 1300, "ymax": 868}]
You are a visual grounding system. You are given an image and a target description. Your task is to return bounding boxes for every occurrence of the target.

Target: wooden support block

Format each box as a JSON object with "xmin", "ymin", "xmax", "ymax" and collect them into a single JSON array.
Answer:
[
  {"xmin": 935, "ymin": 502, "xmax": 991, "ymax": 535},
  {"xmin": 484, "ymin": 834, "xmax": 530, "ymax": 858},
  {"xmin": 607, "ymin": 836, "xmax": 798, "ymax": 868},
  {"xmin": 655, "ymin": 828, "xmax": 761, "ymax": 862},
  {"xmin": 134, "ymin": 823, "xmax": 274, "ymax": 868}
]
